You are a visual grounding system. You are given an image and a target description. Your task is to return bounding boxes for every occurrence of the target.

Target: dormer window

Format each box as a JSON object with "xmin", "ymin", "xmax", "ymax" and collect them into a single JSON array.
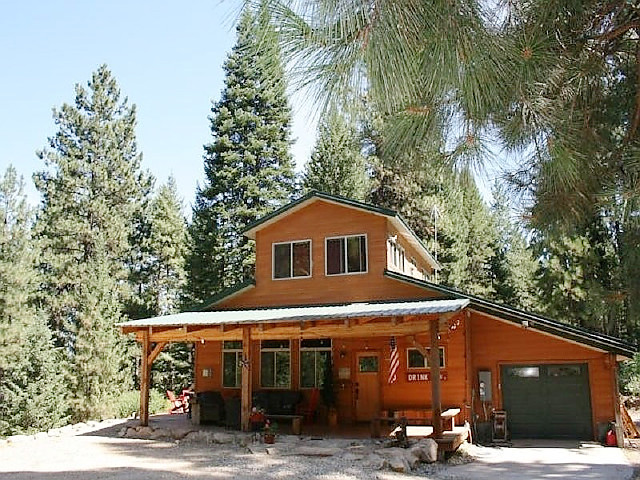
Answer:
[
  {"xmin": 325, "ymin": 234, "xmax": 367, "ymax": 275},
  {"xmin": 273, "ymin": 240, "xmax": 311, "ymax": 279}
]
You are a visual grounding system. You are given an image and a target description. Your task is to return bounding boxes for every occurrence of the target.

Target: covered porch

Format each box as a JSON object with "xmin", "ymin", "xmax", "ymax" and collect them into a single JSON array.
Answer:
[{"xmin": 119, "ymin": 298, "xmax": 471, "ymax": 451}]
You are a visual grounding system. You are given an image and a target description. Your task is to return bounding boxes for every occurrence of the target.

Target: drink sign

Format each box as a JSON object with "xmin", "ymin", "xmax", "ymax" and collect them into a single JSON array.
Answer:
[{"xmin": 406, "ymin": 371, "xmax": 448, "ymax": 382}]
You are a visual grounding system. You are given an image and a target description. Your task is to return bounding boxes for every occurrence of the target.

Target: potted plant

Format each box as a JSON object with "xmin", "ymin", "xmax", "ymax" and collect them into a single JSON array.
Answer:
[
  {"xmin": 263, "ymin": 419, "xmax": 278, "ymax": 444},
  {"xmin": 321, "ymin": 356, "xmax": 338, "ymax": 427}
]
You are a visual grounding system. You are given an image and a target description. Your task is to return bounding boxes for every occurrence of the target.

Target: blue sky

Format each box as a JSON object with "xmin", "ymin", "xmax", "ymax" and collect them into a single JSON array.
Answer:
[{"xmin": 0, "ymin": 0, "xmax": 317, "ymax": 209}]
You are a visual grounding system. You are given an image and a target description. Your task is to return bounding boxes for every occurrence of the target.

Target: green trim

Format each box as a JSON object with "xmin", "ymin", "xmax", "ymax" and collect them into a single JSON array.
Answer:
[
  {"xmin": 384, "ymin": 270, "xmax": 636, "ymax": 358},
  {"xmin": 195, "ymin": 279, "xmax": 256, "ymax": 311}
]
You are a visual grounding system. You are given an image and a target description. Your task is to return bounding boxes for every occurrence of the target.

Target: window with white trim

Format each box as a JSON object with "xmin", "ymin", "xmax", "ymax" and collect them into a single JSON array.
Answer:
[
  {"xmin": 326, "ymin": 235, "xmax": 367, "ymax": 275},
  {"xmin": 407, "ymin": 347, "xmax": 445, "ymax": 369},
  {"xmin": 273, "ymin": 240, "xmax": 311, "ymax": 279},
  {"xmin": 388, "ymin": 239, "xmax": 405, "ymax": 271},
  {"xmin": 300, "ymin": 339, "xmax": 332, "ymax": 388},
  {"xmin": 222, "ymin": 341, "xmax": 242, "ymax": 388},
  {"xmin": 260, "ymin": 340, "xmax": 291, "ymax": 388}
]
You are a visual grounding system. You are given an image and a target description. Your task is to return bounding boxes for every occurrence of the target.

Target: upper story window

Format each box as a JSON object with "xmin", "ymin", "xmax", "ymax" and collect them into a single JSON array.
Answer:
[
  {"xmin": 273, "ymin": 240, "xmax": 311, "ymax": 279},
  {"xmin": 325, "ymin": 234, "xmax": 367, "ymax": 275},
  {"xmin": 388, "ymin": 239, "xmax": 405, "ymax": 271}
]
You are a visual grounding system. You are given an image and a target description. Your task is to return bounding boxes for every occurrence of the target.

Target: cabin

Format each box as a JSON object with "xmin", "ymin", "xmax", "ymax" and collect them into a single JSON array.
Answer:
[{"xmin": 120, "ymin": 191, "xmax": 635, "ymax": 447}]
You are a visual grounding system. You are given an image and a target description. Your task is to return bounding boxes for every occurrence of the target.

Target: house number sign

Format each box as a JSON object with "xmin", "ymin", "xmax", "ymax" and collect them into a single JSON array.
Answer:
[{"xmin": 406, "ymin": 372, "xmax": 448, "ymax": 382}]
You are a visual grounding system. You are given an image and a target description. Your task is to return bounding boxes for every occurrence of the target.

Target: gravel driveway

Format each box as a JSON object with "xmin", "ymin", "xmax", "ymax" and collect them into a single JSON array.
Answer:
[{"xmin": 0, "ymin": 419, "xmax": 635, "ymax": 480}]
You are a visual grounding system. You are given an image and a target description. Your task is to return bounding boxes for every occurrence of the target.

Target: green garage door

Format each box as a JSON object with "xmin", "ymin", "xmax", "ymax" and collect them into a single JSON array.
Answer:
[{"xmin": 501, "ymin": 363, "xmax": 592, "ymax": 439}]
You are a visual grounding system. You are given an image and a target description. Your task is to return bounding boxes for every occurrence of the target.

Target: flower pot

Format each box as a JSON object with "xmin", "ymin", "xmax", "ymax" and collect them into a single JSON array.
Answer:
[
  {"xmin": 264, "ymin": 433, "xmax": 276, "ymax": 444},
  {"xmin": 328, "ymin": 407, "xmax": 338, "ymax": 428}
]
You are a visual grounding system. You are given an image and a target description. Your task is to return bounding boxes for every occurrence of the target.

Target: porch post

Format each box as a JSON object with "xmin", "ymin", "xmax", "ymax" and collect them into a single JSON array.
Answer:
[
  {"xmin": 241, "ymin": 326, "xmax": 252, "ymax": 432},
  {"xmin": 140, "ymin": 328, "xmax": 151, "ymax": 426},
  {"xmin": 430, "ymin": 317, "xmax": 443, "ymax": 438}
]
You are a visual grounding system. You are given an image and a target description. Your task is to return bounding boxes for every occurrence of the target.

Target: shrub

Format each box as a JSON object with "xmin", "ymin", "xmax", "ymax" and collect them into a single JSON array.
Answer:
[
  {"xmin": 114, "ymin": 390, "xmax": 169, "ymax": 419},
  {"xmin": 620, "ymin": 353, "xmax": 640, "ymax": 396}
]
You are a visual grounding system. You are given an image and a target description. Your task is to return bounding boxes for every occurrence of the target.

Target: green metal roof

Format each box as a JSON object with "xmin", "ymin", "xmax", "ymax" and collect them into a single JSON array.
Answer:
[
  {"xmin": 384, "ymin": 269, "xmax": 636, "ymax": 358},
  {"xmin": 242, "ymin": 190, "xmax": 440, "ymax": 270},
  {"xmin": 119, "ymin": 298, "xmax": 470, "ymax": 328},
  {"xmin": 196, "ymin": 279, "xmax": 256, "ymax": 311}
]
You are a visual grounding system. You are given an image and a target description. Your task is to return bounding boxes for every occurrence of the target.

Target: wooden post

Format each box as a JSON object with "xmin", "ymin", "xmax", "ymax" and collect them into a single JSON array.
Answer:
[
  {"xmin": 241, "ymin": 326, "xmax": 252, "ymax": 432},
  {"xmin": 430, "ymin": 317, "xmax": 443, "ymax": 438},
  {"xmin": 611, "ymin": 353, "xmax": 624, "ymax": 447},
  {"xmin": 140, "ymin": 329, "xmax": 151, "ymax": 426}
]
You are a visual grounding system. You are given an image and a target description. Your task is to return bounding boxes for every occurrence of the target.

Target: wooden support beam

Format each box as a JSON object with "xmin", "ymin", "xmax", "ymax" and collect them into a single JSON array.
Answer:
[
  {"xmin": 140, "ymin": 329, "xmax": 151, "ymax": 426},
  {"xmin": 147, "ymin": 342, "xmax": 167, "ymax": 367},
  {"xmin": 241, "ymin": 327, "xmax": 252, "ymax": 432},
  {"xmin": 430, "ymin": 317, "xmax": 443, "ymax": 439},
  {"xmin": 409, "ymin": 336, "xmax": 429, "ymax": 357}
]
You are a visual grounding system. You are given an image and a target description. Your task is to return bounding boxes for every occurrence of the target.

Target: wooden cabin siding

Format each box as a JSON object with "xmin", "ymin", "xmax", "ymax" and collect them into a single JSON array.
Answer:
[
  {"xmin": 385, "ymin": 223, "xmax": 433, "ymax": 281},
  {"xmin": 469, "ymin": 311, "xmax": 616, "ymax": 432},
  {"xmin": 218, "ymin": 201, "xmax": 440, "ymax": 309}
]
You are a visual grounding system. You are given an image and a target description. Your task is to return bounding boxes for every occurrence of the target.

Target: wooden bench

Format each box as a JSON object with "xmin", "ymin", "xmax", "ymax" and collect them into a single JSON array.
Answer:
[
  {"xmin": 371, "ymin": 408, "xmax": 461, "ymax": 438},
  {"xmin": 265, "ymin": 414, "xmax": 303, "ymax": 435}
]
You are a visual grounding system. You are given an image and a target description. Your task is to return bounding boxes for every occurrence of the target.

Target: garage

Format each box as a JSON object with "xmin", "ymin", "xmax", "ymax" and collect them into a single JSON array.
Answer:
[{"xmin": 501, "ymin": 363, "xmax": 593, "ymax": 439}]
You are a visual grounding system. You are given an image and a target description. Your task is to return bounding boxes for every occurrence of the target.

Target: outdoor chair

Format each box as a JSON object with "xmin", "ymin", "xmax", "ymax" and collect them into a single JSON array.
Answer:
[{"xmin": 166, "ymin": 390, "xmax": 188, "ymax": 414}]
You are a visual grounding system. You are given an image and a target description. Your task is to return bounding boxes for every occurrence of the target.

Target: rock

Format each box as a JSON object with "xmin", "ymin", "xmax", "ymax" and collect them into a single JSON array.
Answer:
[
  {"xmin": 363, "ymin": 453, "xmax": 386, "ymax": 470},
  {"xmin": 170, "ymin": 428, "xmax": 193, "ymax": 440},
  {"xmin": 149, "ymin": 428, "xmax": 172, "ymax": 440},
  {"xmin": 47, "ymin": 428, "xmax": 62, "ymax": 437},
  {"xmin": 73, "ymin": 422, "xmax": 89, "ymax": 431},
  {"xmin": 135, "ymin": 426, "xmax": 154, "ymax": 437},
  {"xmin": 403, "ymin": 449, "xmax": 420, "ymax": 469},
  {"xmin": 387, "ymin": 450, "xmax": 410, "ymax": 473},
  {"xmin": 411, "ymin": 438, "xmax": 438, "ymax": 463},
  {"xmin": 182, "ymin": 431, "xmax": 212, "ymax": 444},
  {"xmin": 293, "ymin": 446, "xmax": 339, "ymax": 457},
  {"xmin": 117, "ymin": 427, "xmax": 128, "ymax": 438},
  {"xmin": 34, "ymin": 432, "xmax": 49, "ymax": 441},
  {"xmin": 212, "ymin": 432, "xmax": 235, "ymax": 444}
]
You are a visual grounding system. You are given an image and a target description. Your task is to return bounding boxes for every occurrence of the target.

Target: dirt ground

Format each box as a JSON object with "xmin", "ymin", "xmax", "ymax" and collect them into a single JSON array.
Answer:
[{"xmin": 0, "ymin": 416, "xmax": 635, "ymax": 480}]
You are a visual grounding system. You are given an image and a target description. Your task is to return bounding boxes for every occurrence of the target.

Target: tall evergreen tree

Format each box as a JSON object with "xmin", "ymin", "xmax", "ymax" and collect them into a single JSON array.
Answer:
[
  {"xmin": 0, "ymin": 166, "xmax": 67, "ymax": 435},
  {"xmin": 303, "ymin": 111, "xmax": 369, "ymax": 200},
  {"xmin": 130, "ymin": 177, "xmax": 192, "ymax": 392},
  {"xmin": 489, "ymin": 183, "xmax": 539, "ymax": 311},
  {"xmin": 187, "ymin": 8, "xmax": 295, "ymax": 304},
  {"xmin": 34, "ymin": 65, "xmax": 151, "ymax": 420}
]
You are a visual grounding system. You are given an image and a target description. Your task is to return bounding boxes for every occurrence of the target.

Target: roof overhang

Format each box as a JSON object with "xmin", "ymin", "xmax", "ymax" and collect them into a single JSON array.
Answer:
[
  {"xmin": 242, "ymin": 191, "xmax": 441, "ymax": 271},
  {"xmin": 384, "ymin": 270, "xmax": 637, "ymax": 359}
]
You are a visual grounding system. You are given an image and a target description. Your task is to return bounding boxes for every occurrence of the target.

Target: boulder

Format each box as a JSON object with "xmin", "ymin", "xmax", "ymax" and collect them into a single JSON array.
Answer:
[
  {"xmin": 387, "ymin": 450, "xmax": 410, "ymax": 473},
  {"xmin": 149, "ymin": 428, "xmax": 172, "ymax": 440},
  {"xmin": 182, "ymin": 431, "xmax": 212, "ymax": 444},
  {"xmin": 212, "ymin": 431, "xmax": 235, "ymax": 444},
  {"xmin": 170, "ymin": 428, "xmax": 193, "ymax": 440},
  {"xmin": 403, "ymin": 449, "xmax": 420, "ymax": 469},
  {"xmin": 411, "ymin": 438, "xmax": 438, "ymax": 463},
  {"xmin": 362, "ymin": 453, "xmax": 386, "ymax": 470}
]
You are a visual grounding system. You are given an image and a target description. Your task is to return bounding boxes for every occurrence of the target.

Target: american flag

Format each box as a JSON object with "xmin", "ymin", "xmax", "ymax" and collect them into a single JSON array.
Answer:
[{"xmin": 388, "ymin": 336, "xmax": 399, "ymax": 384}]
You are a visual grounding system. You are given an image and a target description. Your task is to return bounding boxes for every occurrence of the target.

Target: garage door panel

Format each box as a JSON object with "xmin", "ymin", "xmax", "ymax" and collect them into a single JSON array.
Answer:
[{"xmin": 501, "ymin": 363, "xmax": 592, "ymax": 440}]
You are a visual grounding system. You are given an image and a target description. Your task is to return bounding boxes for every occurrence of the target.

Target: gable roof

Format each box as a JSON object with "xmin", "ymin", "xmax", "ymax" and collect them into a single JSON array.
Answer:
[
  {"xmin": 384, "ymin": 269, "xmax": 636, "ymax": 358},
  {"xmin": 243, "ymin": 191, "xmax": 440, "ymax": 270}
]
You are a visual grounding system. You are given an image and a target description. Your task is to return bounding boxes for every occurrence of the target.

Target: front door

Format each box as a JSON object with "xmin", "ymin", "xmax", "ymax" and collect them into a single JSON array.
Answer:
[{"xmin": 355, "ymin": 352, "xmax": 381, "ymax": 421}]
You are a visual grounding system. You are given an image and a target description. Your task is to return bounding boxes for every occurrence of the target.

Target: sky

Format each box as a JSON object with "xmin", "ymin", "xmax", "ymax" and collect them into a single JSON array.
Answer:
[{"xmin": 0, "ymin": 0, "xmax": 318, "ymax": 209}]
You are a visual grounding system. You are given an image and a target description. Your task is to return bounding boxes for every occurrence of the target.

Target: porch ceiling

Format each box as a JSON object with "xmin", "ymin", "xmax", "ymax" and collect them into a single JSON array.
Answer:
[{"xmin": 119, "ymin": 298, "xmax": 469, "ymax": 342}]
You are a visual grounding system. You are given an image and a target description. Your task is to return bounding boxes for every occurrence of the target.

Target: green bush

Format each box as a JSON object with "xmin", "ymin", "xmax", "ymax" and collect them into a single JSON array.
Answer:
[
  {"xmin": 114, "ymin": 390, "xmax": 169, "ymax": 419},
  {"xmin": 619, "ymin": 353, "xmax": 640, "ymax": 396}
]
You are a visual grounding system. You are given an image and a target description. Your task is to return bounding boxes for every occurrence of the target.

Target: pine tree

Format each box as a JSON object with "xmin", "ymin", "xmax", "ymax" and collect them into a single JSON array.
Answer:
[
  {"xmin": 130, "ymin": 177, "xmax": 192, "ymax": 392},
  {"xmin": 187, "ymin": 8, "xmax": 295, "ymax": 304},
  {"xmin": 490, "ymin": 183, "xmax": 539, "ymax": 311},
  {"xmin": 0, "ymin": 166, "xmax": 67, "ymax": 435},
  {"xmin": 34, "ymin": 65, "xmax": 151, "ymax": 420},
  {"xmin": 303, "ymin": 111, "xmax": 369, "ymax": 200}
]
